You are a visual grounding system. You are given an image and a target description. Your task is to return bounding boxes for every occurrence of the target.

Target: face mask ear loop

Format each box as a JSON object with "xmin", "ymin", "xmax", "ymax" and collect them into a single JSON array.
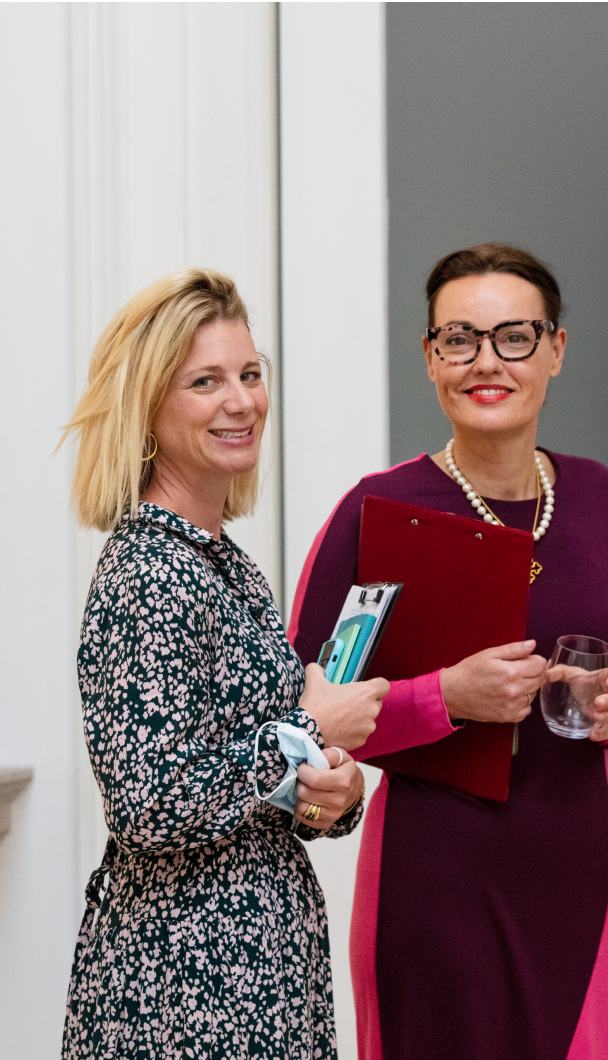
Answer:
[{"xmin": 254, "ymin": 720, "xmax": 286, "ymax": 803}]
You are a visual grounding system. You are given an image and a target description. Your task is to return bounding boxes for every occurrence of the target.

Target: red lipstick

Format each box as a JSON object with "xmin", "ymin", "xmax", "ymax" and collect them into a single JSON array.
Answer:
[{"xmin": 465, "ymin": 385, "xmax": 513, "ymax": 405}]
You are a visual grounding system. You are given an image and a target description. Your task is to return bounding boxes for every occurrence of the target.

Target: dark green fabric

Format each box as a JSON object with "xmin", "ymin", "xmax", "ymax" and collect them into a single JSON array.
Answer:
[{"xmin": 62, "ymin": 504, "xmax": 361, "ymax": 1059}]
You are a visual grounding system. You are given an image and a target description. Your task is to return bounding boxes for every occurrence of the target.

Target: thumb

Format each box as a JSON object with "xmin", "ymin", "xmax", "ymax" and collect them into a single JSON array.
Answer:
[
  {"xmin": 304, "ymin": 662, "xmax": 327, "ymax": 684},
  {"xmin": 486, "ymin": 639, "xmax": 536, "ymax": 661}
]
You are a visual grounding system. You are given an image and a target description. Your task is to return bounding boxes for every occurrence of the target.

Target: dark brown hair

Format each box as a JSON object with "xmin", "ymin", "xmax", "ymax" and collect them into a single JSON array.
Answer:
[{"xmin": 426, "ymin": 243, "xmax": 562, "ymax": 329}]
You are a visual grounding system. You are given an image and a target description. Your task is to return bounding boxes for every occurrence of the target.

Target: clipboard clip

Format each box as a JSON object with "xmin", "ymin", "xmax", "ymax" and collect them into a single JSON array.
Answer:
[{"xmin": 359, "ymin": 583, "xmax": 387, "ymax": 605}]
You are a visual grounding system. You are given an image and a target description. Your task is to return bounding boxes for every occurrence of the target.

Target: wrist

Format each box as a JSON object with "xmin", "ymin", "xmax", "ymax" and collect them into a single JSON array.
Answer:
[
  {"xmin": 293, "ymin": 704, "xmax": 327, "ymax": 747},
  {"xmin": 440, "ymin": 665, "xmax": 463, "ymax": 720},
  {"xmin": 340, "ymin": 773, "xmax": 366, "ymax": 818},
  {"xmin": 298, "ymin": 697, "xmax": 327, "ymax": 741}
]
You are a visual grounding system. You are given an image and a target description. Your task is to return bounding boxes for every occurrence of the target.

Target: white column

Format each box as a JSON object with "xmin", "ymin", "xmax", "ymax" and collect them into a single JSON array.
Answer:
[
  {"xmin": 0, "ymin": 4, "xmax": 281, "ymax": 1053},
  {"xmin": 281, "ymin": 1, "xmax": 388, "ymax": 615},
  {"xmin": 280, "ymin": 4, "xmax": 388, "ymax": 1056},
  {"xmin": 183, "ymin": 2, "xmax": 282, "ymax": 605},
  {"xmin": 71, "ymin": 1, "xmax": 281, "ymax": 607},
  {"xmin": 70, "ymin": 1, "xmax": 282, "ymax": 889}
]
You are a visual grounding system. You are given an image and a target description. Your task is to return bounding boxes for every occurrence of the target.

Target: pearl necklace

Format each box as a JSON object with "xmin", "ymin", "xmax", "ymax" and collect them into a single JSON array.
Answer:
[{"xmin": 445, "ymin": 440, "xmax": 554, "ymax": 583}]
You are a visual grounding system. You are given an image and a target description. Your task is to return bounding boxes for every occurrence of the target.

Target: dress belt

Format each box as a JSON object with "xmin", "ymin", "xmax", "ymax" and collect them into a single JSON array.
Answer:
[{"xmin": 73, "ymin": 835, "xmax": 118, "ymax": 958}]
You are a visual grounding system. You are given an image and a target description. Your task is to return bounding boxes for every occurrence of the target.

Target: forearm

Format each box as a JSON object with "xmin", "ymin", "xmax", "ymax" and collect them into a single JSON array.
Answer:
[
  {"xmin": 105, "ymin": 705, "xmax": 320, "ymax": 851},
  {"xmin": 352, "ymin": 670, "xmax": 460, "ymax": 761}
]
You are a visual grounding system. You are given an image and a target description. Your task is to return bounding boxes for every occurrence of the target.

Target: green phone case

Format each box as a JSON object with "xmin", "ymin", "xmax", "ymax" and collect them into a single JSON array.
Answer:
[
  {"xmin": 337, "ymin": 614, "xmax": 377, "ymax": 683},
  {"xmin": 331, "ymin": 624, "xmax": 361, "ymax": 684}
]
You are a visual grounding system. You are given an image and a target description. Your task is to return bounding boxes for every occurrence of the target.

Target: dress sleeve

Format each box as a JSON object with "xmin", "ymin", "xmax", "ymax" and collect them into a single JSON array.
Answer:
[
  {"xmin": 297, "ymin": 797, "xmax": 365, "ymax": 842},
  {"xmin": 287, "ymin": 481, "xmax": 462, "ymax": 753},
  {"xmin": 80, "ymin": 564, "xmax": 322, "ymax": 854},
  {"xmin": 352, "ymin": 670, "xmax": 461, "ymax": 761}
]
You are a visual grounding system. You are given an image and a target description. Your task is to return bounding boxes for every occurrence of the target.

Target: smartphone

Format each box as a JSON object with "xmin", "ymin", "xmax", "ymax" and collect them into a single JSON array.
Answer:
[
  {"xmin": 331, "ymin": 623, "xmax": 361, "ymax": 684},
  {"xmin": 317, "ymin": 638, "xmax": 345, "ymax": 681},
  {"xmin": 336, "ymin": 614, "xmax": 377, "ymax": 683}
]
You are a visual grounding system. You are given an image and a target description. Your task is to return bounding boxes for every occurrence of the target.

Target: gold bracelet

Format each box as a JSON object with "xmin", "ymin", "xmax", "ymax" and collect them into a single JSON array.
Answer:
[{"xmin": 340, "ymin": 776, "xmax": 366, "ymax": 818}]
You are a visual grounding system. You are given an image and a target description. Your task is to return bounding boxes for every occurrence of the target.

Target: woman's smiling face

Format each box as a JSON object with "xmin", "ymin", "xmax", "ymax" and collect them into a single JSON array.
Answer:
[
  {"xmin": 151, "ymin": 317, "xmax": 268, "ymax": 488},
  {"xmin": 423, "ymin": 272, "xmax": 566, "ymax": 439}
]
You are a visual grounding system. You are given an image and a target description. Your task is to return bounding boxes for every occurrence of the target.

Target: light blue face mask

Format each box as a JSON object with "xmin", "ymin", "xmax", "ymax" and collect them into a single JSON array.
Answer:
[{"xmin": 254, "ymin": 721, "xmax": 329, "ymax": 814}]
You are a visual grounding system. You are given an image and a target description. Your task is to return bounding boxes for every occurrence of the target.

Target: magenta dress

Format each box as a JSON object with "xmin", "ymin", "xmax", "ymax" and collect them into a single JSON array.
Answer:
[{"xmin": 287, "ymin": 451, "xmax": 608, "ymax": 1060}]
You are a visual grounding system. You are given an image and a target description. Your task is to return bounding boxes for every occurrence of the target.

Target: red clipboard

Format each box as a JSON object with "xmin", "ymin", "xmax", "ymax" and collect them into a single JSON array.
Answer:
[{"xmin": 358, "ymin": 496, "xmax": 534, "ymax": 801}]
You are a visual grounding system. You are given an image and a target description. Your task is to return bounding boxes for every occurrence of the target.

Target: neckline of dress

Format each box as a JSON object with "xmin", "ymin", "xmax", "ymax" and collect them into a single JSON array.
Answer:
[
  {"xmin": 131, "ymin": 502, "xmax": 230, "ymax": 550},
  {"xmin": 422, "ymin": 447, "xmax": 561, "ymax": 506}
]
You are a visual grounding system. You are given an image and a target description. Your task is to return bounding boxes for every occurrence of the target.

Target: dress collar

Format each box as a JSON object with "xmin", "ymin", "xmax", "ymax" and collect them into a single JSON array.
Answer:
[
  {"xmin": 128, "ymin": 503, "xmax": 271, "ymax": 622},
  {"xmin": 130, "ymin": 502, "xmax": 216, "ymax": 549}
]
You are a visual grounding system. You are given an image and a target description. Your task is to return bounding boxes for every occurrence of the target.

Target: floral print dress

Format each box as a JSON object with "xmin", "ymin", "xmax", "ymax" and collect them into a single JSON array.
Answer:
[{"xmin": 62, "ymin": 503, "xmax": 362, "ymax": 1060}]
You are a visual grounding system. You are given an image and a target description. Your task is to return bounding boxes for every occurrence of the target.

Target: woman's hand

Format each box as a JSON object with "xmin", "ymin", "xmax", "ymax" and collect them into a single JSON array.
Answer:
[
  {"xmin": 590, "ymin": 680, "xmax": 608, "ymax": 741},
  {"xmin": 440, "ymin": 640, "xmax": 547, "ymax": 724},
  {"xmin": 544, "ymin": 664, "xmax": 608, "ymax": 742},
  {"xmin": 298, "ymin": 663, "xmax": 389, "ymax": 750},
  {"xmin": 293, "ymin": 747, "xmax": 363, "ymax": 830}
]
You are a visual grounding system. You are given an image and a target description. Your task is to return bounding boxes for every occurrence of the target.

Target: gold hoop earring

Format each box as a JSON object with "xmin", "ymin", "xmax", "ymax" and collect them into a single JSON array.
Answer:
[{"xmin": 142, "ymin": 433, "xmax": 158, "ymax": 462}]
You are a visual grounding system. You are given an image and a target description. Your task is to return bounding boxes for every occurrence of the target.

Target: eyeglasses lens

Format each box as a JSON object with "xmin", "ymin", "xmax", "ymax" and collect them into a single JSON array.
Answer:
[
  {"xmin": 436, "ymin": 322, "xmax": 537, "ymax": 363},
  {"xmin": 436, "ymin": 327, "xmax": 476, "ymax": 363},
  {"xmin": 494, "ymin": 323, "xmax": 536, "ymax": 359}
]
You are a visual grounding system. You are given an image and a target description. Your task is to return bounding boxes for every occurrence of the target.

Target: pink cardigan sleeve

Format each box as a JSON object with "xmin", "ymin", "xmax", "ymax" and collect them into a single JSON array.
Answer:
[{"xmin": 352, "ymin": 669, "xmax": 461, "ymax": 761}]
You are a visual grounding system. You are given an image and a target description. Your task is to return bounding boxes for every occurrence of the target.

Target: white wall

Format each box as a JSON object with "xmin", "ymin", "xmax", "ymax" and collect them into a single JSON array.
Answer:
[
  {"xmin": 70, "ymin": 0, "xmax": 281, "ymax": 603},
  {"xmin": 281, "ymin": 1, "xmax": 388, "ymax": 614},
  {"xmin": 0, "ymin": 4, "xmax": 388, "ymax": 1057},
  {"xmin": 0, "ymin": 7, "xmax": 78, "ymax": 1057},
  {"xmin": 70, "ymin": 0, "xmax": 282, "ymax": 893},
  {"xmin": 280, "ymin": 4, "xmax": 388, "ymax": 1057},
  {"xmin": 0, "ymin": 4, "xmax": 281, "ymax": 1056}
]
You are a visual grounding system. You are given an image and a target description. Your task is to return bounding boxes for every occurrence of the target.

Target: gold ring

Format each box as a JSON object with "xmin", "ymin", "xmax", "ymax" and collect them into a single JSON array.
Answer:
[{"xmin": 303, "ymin": 803, "xmax": 321, "ymax": 822}]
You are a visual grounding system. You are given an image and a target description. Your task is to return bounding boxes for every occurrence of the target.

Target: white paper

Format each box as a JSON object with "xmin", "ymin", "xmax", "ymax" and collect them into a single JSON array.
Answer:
[{"xmin": 330, "ymin": 582, "xmax": 401, "ymax": 681}]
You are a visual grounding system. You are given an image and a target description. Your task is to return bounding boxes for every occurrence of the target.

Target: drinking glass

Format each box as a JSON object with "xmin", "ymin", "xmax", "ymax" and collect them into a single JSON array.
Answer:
[{"xmin": 541, "ymin": 635, "xmax": 608, "ymax": 738}]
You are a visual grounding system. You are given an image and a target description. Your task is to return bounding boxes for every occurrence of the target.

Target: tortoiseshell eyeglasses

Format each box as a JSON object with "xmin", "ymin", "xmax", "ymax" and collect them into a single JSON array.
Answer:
[{"xmin": 425, "ymin": 319, "xmax": 555, "ymax": 365}]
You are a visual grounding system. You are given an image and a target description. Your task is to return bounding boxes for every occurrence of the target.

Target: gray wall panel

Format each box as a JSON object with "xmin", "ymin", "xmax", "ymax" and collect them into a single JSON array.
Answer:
[{"xmin": 387, "ymin": 2, "xmax": 608, "ymax": 464}]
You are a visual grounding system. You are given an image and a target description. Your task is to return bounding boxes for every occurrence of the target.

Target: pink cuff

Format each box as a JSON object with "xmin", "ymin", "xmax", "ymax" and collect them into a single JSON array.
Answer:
[{"xmin": 352, "ymin": 669, "xmax": 460, "ymax": 761}]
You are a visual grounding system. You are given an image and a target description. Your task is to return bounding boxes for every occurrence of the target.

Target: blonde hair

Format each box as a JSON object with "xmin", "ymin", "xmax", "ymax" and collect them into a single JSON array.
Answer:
[{"xmin": 61, "ymin": 268, "xmax": 266, "ymax": 530}]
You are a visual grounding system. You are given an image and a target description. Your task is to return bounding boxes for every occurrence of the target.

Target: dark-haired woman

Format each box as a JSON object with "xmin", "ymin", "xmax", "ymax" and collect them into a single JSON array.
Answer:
[{"xmin": 288, "ymin": 244, "xmax": 608, "ymax": 1060}]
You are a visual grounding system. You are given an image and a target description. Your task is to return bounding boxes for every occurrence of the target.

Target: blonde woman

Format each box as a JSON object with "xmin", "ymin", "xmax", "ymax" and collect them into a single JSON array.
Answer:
[{"xmin": 61, "ymin": 269, "xmax": 388, "ymax": 1060}]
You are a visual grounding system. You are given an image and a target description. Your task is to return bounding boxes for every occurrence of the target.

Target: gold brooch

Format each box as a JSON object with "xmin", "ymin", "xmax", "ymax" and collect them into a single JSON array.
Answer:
[{"xmin": 530, "ymin": 560, "xmax": 543, "ymax": 585}]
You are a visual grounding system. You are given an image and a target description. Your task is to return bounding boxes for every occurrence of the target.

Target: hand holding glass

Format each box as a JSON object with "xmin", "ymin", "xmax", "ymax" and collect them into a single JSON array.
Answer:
[{"xmin": 540, "ymin": 635, "xmax": 608, "ymax": 738}]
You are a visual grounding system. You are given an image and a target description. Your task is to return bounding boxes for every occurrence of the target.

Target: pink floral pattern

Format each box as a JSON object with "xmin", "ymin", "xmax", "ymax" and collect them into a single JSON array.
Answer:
[{"xmin": 62, "ymin": 503, "xmax": 362, "ymax": 1060}]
